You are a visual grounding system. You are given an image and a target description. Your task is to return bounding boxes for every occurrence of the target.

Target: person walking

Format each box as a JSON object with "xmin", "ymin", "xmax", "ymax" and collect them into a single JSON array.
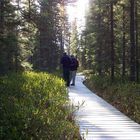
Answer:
[
  {"xmin": 60, "ymin": 52, "xmax": 71, "ymax": 87},
  {"xmin": 70, "ymin": 55, "xmax": 79, "ymax": 86}
]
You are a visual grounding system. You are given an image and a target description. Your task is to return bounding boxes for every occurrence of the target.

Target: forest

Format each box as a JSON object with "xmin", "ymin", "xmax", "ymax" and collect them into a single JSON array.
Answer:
[
  {"xmin": 0, "ymin": 0, "xmax": 140, "ymax": 139},
  {"xmin": 78, "ymin": 0, "xmax": 139, "ymax": 83},
  {"xmin": 0, "ymin": 0, "xmax": 139, "ymax": 81},
  {"xmin": 0, "ymin": 0, "xmax": 71, "ymax": 74}
]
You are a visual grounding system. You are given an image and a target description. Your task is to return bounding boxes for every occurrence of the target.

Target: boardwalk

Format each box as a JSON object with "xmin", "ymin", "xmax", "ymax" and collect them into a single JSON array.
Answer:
[{"xmin": 68, "ymin": 75, "xmax": 140, "ymax": 140}]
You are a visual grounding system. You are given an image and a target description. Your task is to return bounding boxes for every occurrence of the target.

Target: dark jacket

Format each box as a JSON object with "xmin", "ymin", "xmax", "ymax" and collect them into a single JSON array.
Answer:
[
  {"xmin": 61, "ymin": 54, "xmax": 71, "ymax": 69},
  {"xmin": 70, "ymin": 57, "xmax": 79, "ymax": 71}
]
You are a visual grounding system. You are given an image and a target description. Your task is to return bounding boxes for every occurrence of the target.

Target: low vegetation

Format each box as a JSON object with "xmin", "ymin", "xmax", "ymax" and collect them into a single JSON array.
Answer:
[
  {"xmin": 0, "ymin": 72, "xmax": 80, "ymax": 140},
  {"xmin": 84, "ymin": 72, "xmax": 140, "ymax": 124}
]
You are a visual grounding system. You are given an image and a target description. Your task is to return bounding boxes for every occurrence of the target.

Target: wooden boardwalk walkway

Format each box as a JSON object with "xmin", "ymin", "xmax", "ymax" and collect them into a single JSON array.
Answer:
[{"xmin": 68, "ymin": 75, "xmax": 140, "ymax": 140}]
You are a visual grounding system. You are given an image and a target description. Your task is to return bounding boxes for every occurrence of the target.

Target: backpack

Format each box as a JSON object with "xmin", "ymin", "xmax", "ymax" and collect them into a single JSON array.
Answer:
[{"xmin": 71, "ymin": 58, "xmax": 79, "ymax": 70}]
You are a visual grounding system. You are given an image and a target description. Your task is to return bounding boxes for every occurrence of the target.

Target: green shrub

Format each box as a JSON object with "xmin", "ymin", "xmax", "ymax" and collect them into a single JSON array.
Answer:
[
  {"xmin": 82, "ymin": 70, "xmax": 94, "ymax": 78},
  {"xmin": 0, "ymin": 72, "xmax": 80, "ymax": 140}
]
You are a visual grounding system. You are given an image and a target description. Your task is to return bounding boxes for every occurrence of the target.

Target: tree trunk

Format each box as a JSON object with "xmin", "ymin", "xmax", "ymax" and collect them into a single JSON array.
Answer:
[
  {"xmin": 135, "ymin": 0, "xmax": 139, "ymax": 82},
  {"xmin": 97, "ymin": 0, "xmax": 103, "ymax": 76},
  {"xmin": 130, "ymin": 0, "xmax": 136, "ymax": 81},
  {"xmin": 0, "ymin": 0, "xmax": 5, "ymax": 74},
  {"xmin": 110, "ymin": 2, "xmax": 115, "ymax": 82},
  {"xmin": 122, "ymin": 5, "xmax": 126, "ymax": 79},
  {"xmin": 28, "ymin": 0, "xmax": 31, "ymax": 20},
  {"xmin": 15, "ymin": 0, "xmax": 20, "ymax": 72},
  {"xmin": 0, "ymin": 0, "xmax": 4, "ymax": 34}
]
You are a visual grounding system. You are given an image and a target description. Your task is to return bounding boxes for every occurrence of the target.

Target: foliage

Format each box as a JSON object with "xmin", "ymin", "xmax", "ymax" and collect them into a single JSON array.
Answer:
[
  {"xmin": 0, "ymin": 0, "xmax": 70, "ymax": 74},
  {"xmin": 82, "ymin": 69, "xmax": 94, "ymax": 78},
  {"xmin": 70, "ymin": 20, "xmax": 79, "ymax": 56},
  {"xmin": 84, "ymin": 74, "xmax": 140, "ymax": 124},
  {"xmin": 33, "ymin": 0, "xmax": 71, "ymax": 71},
  {"xmin": 80, "ymin": 0, "xmax": 140, "ymax": 82},
  {"xmin": 0, "ymin": 0, "xmax": 18, "ymax": 74},
  {"xmin": 0, "ymin": 72, "xmax": 80, "ymax": 140}
]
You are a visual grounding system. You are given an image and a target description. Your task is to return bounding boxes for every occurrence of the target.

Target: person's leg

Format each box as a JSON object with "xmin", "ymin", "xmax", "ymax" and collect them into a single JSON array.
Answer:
[
  {"xmin": 66, "ymin": 69, "xmax": 70, "ymax": 86},
  {"xmin": 63, "ymin": 69, "xmax": 67, "ymax": 82},
  {"xmin": 63, "ymin": 69, "xmax": 70, "ymax": 86},
  {"xmin": 70, "ymin": 71, "xmax": 74, "ymax": 85},
  {"xmin": 70, "ymin": 71, "xmax": 73, "ymax": 84},
  {"xmin": 71, "ymin": 70, "xmax": 76, "ymax": 85}
]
